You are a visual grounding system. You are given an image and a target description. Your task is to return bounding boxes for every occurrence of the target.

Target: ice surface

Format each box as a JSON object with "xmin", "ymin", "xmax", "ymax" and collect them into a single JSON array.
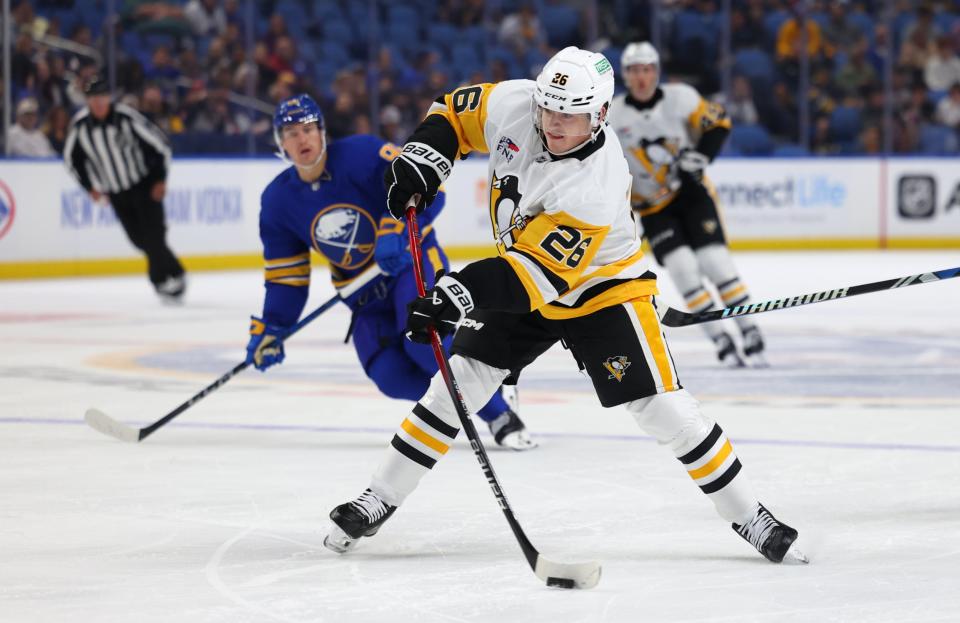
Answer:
[{"xmin": 1, "ymin": 251, "xmax": 959, "ymax": 622}]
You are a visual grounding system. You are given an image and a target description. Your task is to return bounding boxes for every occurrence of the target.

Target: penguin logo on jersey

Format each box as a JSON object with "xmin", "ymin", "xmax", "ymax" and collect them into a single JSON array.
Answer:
[
  {"xmin": 310, "ymin": 203, "xmax": 377, "ymax": 270},
  {"xmin": 603, "ymin": 356, "xmax": 632, "ymax": 382},
  {"xmin": 636, "ymin": 137, "xmax": 679, "ymax": 166},
  {"xmin": 489, "ymin": 174, "xmax": 525, "ymax": 250},
  {"xmin": 630, "ymin": 137, "xmax": 682, "ymax": 193}
]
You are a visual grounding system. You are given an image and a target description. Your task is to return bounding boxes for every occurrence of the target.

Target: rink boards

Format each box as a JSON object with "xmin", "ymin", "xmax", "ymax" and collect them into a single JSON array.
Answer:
[{"xmin": 1, "ymin": 157, "xmax": 959, "ymax": 279}]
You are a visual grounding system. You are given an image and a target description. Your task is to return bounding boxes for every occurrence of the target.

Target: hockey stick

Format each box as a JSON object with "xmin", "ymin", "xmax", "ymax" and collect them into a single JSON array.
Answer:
[
  {"xmin": 405, "ymin": 204, "xmax": 601, "ymax": 590},
  {"xmin": 660, "ymin": 266, "xmax": 960, "ymax": 328},
  {"xmin": 84, "ymin": 293, "xmax": 343, "ymax": 443}
]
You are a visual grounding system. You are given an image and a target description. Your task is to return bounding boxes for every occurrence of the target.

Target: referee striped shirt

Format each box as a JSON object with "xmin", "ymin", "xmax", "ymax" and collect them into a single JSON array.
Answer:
[{"xmin": 64, "ymin": 103, "xmax": 172, "ymax": 195}]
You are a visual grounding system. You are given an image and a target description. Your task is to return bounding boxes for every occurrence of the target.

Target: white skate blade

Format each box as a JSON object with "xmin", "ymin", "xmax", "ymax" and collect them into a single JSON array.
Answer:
[
  {"xmin": 84, "ymin": 408, "xmax": 140, "ymax": 443},
  {"xmin": 323, "ymin": 522, "xmax": 359, "ymax": 554},
  {"xmin": 535, "ymin": 557, "xmax": 601, "ymax": 590},
  {"xmin": 498, "ymin": 430, "xmax": 538, "ymax": 451},
  {"xmin": 719, "ymin": 352, "xmax": 745, "ymax": 368},
  {"xmin": 782, "ymin": 542, "xmax": 809, "ymax": 565},
  {"xmin": 744, "ymin": 353, "xmax": 770, "ymax": 369}
]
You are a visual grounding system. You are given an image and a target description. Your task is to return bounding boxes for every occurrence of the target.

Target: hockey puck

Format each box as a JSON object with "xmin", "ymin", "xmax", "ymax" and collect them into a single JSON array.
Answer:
[{"xmin": 545, "ymin": 576, "xmax": 576, "ymax": 589}]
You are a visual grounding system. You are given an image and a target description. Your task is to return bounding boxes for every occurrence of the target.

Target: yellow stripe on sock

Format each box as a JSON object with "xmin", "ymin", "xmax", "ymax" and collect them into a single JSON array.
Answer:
[
  {"xmin": 721, "ymin": 284, "xmax": 747, "ymax": 302},
  {"xmin": 686, "ymin": 291, "xmax": 712, "ymax": 309},
  {"xmin": 401, "ymin": 418, "xmax": 450, "ymax": 454},
  {"xmin": 687, "ymin": 440, "xmax": 733, "ymax": 480}
]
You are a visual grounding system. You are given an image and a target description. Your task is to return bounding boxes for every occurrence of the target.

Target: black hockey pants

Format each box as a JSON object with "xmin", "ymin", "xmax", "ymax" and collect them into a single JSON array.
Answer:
[{"xmin": 109, "ymin": 179, "xmax": 185, "ymax": 288}]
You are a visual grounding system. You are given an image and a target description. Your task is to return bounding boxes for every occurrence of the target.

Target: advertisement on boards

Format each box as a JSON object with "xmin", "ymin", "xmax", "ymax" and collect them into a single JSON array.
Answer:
[
  {"xmin": 0, "ymin": 160, "xmax": 279, "ymax": 264},
  {"xmin": 887, "ymin": 159, "xmax": 960, "ymax": 240},
  {"xmin": 708, "ymin": 159, "xmax": 881, "ymax": 243}
]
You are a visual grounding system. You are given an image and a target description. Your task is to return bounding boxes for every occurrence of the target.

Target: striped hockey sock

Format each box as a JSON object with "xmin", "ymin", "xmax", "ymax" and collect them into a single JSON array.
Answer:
[
  {"xmin": 675, "ymin": 422, "xmax": 756, "ymax": 523},
  {"xmin": 371, "ymin": 403, "xmax": 460, "ymax": 505}
]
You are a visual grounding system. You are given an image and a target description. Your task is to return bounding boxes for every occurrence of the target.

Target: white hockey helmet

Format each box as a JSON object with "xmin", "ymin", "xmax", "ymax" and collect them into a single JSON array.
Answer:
[
  {"xmin": 621, "ymin": 41, "xmax": 660, "ymax": 70},
  {"xmin": 533, "ymin": 46, "xmax": 615, "ymax": 144}
]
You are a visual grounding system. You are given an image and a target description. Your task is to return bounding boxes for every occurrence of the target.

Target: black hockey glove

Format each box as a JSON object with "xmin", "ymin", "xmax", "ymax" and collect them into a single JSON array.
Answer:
[
  {"xmin": 405, "ymin": 272, "xmax": 474, "ymax": 344},
  {"xmin": 676, "ymin": 148, "xmax": 710, "ymax": 184},
  {"xmin": 385, "ymin": 142, "xmax": 453, "ymax": 220}
]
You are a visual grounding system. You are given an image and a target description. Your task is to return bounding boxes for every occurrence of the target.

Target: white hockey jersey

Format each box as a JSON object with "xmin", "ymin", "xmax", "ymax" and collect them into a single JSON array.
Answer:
[
  {"xmin": 427, "ymin": 79, "xmax": 656, "ymax": 319},
  {"xmin": 607, "ymin": 83, "xmax": 730, "ymax": 215}
]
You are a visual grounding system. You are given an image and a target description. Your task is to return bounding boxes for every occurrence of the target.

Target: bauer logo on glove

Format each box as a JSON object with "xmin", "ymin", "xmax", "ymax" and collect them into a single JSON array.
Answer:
[
  {"xmin": 405, "ymin": 273, "xmax": 474, "ymax": 343},
  {"xmin": 401, "ymin": 142, "xmax": 452, "ymax": 180},
  {"xmin": 384, "ymin": 141, "xmax": 454, "ymax": 220}
]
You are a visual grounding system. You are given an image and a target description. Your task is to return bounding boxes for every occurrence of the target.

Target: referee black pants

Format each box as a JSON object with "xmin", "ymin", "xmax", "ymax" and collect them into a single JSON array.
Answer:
[{"xmin": 109, "ymin": 179, "xmax": 184, "ymax": 288}]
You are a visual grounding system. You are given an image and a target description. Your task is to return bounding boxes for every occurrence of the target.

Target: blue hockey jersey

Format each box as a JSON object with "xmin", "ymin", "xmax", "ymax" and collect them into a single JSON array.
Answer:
[{"xmin": 258, "ymin": 134, "xmax": 445, "ymax": 327}]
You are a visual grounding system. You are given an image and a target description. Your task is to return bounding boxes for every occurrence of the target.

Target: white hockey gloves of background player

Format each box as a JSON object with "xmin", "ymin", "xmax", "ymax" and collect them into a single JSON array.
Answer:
[
  {"xmin": 384, "ymin": 142, "xmax": 452, "ymax": 220},
  {"xmin": 677, "ymin": 148, "xmax": 710, "ymax": 183},
  {"xmin": 405, "ymin": 272, "xmax": 474, "ymax": 343}
]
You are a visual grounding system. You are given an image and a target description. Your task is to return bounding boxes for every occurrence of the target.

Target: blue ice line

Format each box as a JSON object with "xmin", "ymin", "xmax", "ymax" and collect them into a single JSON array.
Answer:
[{"xmin": 3, "ymin": 417, "xmax": 960, "ymax": 454}]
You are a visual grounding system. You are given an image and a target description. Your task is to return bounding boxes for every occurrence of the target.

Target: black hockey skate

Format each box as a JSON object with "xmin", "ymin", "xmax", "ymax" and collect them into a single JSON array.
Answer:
[
  {"xmin": 488, "ymin": 409, "xmax": 537, "ymax": 451},
  {"xmin": 732, "ymin": 503, "xmax": 808, "ymax": 564},
  {"xmin": 323, "ymin": 489, "xmax": 397, "ymax": 554},
  {"xmin": 156, "ymin": 275, "xmax": 186, "ymax": 306},
  {"xmin": 740, "ymin": 326, "xmax": 769, "ymax": 368},
  {"xmin": 714, "ymin": 332, "xmax": 745, "ymax": 368}
]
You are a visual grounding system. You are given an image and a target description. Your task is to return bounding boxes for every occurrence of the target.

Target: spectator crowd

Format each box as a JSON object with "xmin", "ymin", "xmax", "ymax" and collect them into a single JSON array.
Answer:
[{"xmin": 4, "ymin": 0, "xmax": 960, "ymax": 157}]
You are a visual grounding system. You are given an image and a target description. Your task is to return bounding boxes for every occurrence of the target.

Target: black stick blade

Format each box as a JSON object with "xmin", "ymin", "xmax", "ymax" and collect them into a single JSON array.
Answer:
[{"xmin": 535, "ymin": 557, "xmax": 602, "ymax": 589}]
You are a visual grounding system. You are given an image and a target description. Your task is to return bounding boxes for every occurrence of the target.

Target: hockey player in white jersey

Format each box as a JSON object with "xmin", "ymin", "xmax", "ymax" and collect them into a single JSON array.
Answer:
[
  {"xmin": 608, "ymin": 42, "xmax": 767, "ymax": 367},
  {"xmin": 324, "ymin": 47, "xmax": 806, "ymax": 566}
]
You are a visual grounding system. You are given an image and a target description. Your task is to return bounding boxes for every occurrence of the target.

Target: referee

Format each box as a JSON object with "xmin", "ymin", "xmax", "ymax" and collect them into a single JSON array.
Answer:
[{"xmin": 64, "ymin": 77, "xmax": 186, "ymax": 303}]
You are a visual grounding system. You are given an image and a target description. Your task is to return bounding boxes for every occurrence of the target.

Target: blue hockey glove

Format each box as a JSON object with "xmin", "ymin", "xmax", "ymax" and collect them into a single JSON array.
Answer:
[
  {"xmin": 245, "ymin": 316, "xmax": 286, "ymax": 371},
  {"xmin": 405, "ymin": 273, "xmax": 474, "ymax": 344},
  {"xmin": 374, "ymin": 230, "xmax": 412, "ymax": 276}
]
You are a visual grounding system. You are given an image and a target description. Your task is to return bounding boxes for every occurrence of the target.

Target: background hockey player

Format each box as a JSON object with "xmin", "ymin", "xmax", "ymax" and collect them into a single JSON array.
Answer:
[
  {"xmin": 323, "ymin": 48, "xmax": 806, "ymax": 565},
  {"xmin": 608, "ymin": 42, "xmax": 766, "ymax": 367},
  {"xmin": 246, "ymin": 94, "xmax": 534, "ymax": 450}
]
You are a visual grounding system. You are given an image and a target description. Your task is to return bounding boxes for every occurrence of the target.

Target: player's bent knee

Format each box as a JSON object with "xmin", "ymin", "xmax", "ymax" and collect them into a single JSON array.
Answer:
[
  {"xmin": 366, "ymin": 350, "xmax": 431, "ymax": 401},
  {"xmin": 626, "ymin": 388, "xmax": 713, "ymax": 453},
  {"xmin": 373, "ymin": 374, "xmax": 429, "ymax": 402}
]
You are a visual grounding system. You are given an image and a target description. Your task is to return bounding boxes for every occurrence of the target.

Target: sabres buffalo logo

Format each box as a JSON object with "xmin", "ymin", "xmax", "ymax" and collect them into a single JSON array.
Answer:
[
  {"xmin": 490, "ymin": 174, "xmax": 525, "ymax": 251},
  {"xmin": 602, "ymin": 355, "xmax": 632, "ymax": 382},
  {"xmin": 310, "ymin": 203, "xmax": 376, "ymax": 269}
]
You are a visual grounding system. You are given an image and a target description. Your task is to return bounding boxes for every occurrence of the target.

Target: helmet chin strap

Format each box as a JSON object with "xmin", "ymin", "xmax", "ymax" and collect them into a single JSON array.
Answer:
[
  {"xmin": 294, "ymin": 143, "xmax": 326, "ymax": 172},
  {"xmin": 274, "ymin": 127, "xmax": 327, "ymax": 170},
  {"xmin": 536, "ymin": 113, "xmax": 604, "ymax": 156},
  {"xmin": 541, "ymin": 131, "xmax": 594, "ymax": 156}
]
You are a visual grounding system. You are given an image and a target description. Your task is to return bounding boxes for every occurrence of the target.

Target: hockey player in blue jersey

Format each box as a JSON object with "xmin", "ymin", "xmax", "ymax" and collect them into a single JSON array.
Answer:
[{"xmin": 245, "ymin": 94, "xmax": 536, "ymax": 450}]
